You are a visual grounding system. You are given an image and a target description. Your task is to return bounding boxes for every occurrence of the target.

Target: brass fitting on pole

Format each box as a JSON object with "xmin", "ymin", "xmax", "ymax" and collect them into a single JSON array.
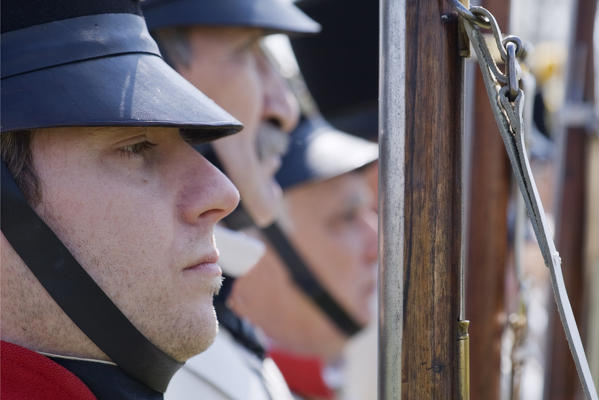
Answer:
[
  {"xmin": 457, "ymin": 0, "xmax": 471, "ymax": 57},
  {"xmin": 458, "ymin": 320, "xmax": 471, "ymax": 400}
]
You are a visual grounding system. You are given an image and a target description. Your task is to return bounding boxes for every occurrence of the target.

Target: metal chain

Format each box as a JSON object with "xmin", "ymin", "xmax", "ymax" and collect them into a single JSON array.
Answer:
[
  {"xmin": 452, "ymin": 1, "xmax": 599, "ymax": 399},
  {"xmin": 453, "ymin": 1, "xmax": 526, "ymax": 92}
]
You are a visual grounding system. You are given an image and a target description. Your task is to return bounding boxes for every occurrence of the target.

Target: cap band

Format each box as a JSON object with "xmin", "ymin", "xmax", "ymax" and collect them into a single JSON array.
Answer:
[
  {"xmin": 1, "ymin": 162, "xmax": 182, "ymax": 392},
  {"xmin": 2, "ymin": 13, "xmax": 160, "ymax": 79}
]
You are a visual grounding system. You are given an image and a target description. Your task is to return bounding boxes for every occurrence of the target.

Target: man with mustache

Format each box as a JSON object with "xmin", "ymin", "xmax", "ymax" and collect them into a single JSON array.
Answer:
[
  {"xmin": 231, "ymin": 113, "xmax": 379, "ymax": 400},
  {"xmin": 142, "ymin": 1, "xmax": 319, "ymax": 398}
]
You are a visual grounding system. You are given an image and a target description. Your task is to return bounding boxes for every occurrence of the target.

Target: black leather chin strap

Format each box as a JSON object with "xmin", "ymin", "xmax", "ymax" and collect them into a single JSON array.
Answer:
[
  {"xmin": 260, "ymin": 222, "xmax": 363, "ymax": 337},
  {"xmin": 1, "ymin": 162, "xmax": 182, "ymax": 393}
]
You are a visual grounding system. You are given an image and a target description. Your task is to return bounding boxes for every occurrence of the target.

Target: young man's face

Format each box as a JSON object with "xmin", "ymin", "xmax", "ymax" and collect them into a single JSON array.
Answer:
[
  {"xmin": 284, "ymin": 172, "xmax": 378, "ymax": 324},
  {"xmin": 22, "ymin": 126, "xmax": 238, "ymax": 360},
  {"xmin": 230, "ymin": 172, "xmax": 378, "ymax": 359},
  {"xmin": 176, "ymin": 27, "xmax": 299, "ymax": 226}
]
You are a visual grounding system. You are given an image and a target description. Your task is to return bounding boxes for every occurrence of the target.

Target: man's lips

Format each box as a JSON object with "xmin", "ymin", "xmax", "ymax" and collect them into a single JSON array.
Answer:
[{"xmin": 183, "ymin": 253, "xmax": 222, "ymax": 275}]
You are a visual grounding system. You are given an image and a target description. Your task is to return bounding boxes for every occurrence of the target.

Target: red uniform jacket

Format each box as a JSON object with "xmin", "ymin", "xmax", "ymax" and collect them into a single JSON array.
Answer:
[
  {"xmin": 270, "ymin": 349, "xmax": 335, "ymax": 399},
  {"xmin": 1, "ymin": 340, "xmax": 97, "ymax": 400}
]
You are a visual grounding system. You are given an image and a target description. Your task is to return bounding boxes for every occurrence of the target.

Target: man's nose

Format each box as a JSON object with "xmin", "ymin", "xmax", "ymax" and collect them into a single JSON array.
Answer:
[
  {"xmin": 361, "ymin": 209, "xmax": 379, "ymax": 265},
  {"xmin": 179, "ymin": 154, "xmax": 240, "ymax": 225},
  {"xmin": 260, "ymin": 55, "xmax": 300, "ymax": 133}
]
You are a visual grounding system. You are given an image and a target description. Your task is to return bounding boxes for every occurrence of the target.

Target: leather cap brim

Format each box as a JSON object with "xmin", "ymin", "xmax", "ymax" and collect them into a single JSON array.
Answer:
[
  {"xmin": 143, "ymin": 0, "xmax": 320, "ymax": 35},
  {"xmin": 2, "ymin": 52, "xmax": 242, "ymax": 137}
]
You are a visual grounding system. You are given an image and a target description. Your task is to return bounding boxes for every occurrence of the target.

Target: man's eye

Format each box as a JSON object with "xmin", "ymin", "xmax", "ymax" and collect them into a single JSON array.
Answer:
[
  {"xmin": 119, "ymin": 141, "xmax": 157, "ymax": 157},
  {"xmin": 331, "ymin": 210, "xmax": 358, "ymax": 227},
  {"xmin": 341, "ymin": 210, "xmax": 358, "ymax": 223}
]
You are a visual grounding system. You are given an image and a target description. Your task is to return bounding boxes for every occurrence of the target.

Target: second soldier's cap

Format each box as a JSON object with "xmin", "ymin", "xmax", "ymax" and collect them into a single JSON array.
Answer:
[
  {"xmin": 1, "ymin": 0, "xmax": 242, "ymax": 136},
  {"xmin": 143, "ymin": 0, "xmax": 320, "ymax": 35}
]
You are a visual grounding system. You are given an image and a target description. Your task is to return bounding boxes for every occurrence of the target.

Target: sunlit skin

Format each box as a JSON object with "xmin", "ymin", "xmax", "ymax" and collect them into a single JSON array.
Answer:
[
  {"xmin": 363, "ymin": 161, "xmax": 378, "ymax": 212},
  {"xmin": 175, "ymin": 27, "xmax": 299, "ymax": 227},
  {"xmin": 0, "ymin": 127, "xmax": 239, "ymax": 362},
  {"xmin": 230, "ymin": 172, "xmax": 378, "ymax": 361}
]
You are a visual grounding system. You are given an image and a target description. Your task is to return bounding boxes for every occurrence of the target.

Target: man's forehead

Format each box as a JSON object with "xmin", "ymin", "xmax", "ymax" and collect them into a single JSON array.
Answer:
[
  {"xmin": 288, "ymin": 172, "xmax": 372, "ymax": 206},
  {"xmin": 324, "ymin": 173, "xmax": 372, "ymax": 206}
]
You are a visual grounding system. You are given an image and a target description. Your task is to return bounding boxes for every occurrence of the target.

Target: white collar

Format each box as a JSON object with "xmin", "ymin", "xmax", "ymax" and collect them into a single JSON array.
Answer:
[
  {"xmin": 214, "ymin": 225, "xmax": 265, "ymax": 277},
  {"xmin": 36, "ymin": 350, "xmax": 116, "ymax": 366}
]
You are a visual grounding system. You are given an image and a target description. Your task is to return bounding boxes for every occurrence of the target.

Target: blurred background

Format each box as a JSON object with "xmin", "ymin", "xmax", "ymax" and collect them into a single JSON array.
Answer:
[
  {"xmin": 211, "ymin": 0, "xmax": 599, "ymax": 399},
  {"xmin": 272, "ymin": 0, "xmax": 598, "ymax": 399}
]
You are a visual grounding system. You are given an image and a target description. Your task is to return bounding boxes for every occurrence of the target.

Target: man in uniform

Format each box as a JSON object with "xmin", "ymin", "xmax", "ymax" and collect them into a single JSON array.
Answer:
[
  {"xmin": 142, "ymin": 0, "xmax": 320, "ymax": 226},
  {"xmin": 290, "ymin": 1, "xmax": 380, "ymax": 397},
  {"xmin": 140, "ymin": 1, "xmax": 320, "ymax": 398},
  {"xmin": 1, "ymin": 0, "xmax": 244, "ymax": 398},
  {"xmin": 230, "ymin": 113, "xmax": 379, "ymax": 399}
]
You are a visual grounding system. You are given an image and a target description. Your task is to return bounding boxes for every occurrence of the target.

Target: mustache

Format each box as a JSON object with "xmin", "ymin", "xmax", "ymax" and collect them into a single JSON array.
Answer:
[{"xmin": 256, "ymin": 122, "xmax": 289, "ymax": 161}]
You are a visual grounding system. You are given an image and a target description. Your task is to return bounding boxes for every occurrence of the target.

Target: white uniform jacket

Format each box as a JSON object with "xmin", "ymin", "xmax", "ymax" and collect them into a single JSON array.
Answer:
[
  {"xmin": 165, "ymin": 226, "xmax": 294, "ymax": 400},
  {"xmin": 165, "ymin": 329, "xmax": 295, "ymax": 400}
]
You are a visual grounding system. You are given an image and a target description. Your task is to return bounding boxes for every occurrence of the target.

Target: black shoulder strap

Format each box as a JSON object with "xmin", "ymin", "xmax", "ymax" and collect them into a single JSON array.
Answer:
[
  {"xmin": 261, "ymin": 222, "xmax": 363, "ymax": 336},
  {"xmin": 1, "ymin": 162, "xmax": 182, "ymax": 393}
]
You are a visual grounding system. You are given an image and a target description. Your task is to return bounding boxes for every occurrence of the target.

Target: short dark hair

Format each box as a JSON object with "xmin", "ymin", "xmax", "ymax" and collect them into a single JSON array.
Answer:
[
  {"xmin": 1, "ymin": 130, "xmax": 41, "ymax": 205},
  {"xmin": 152, "ymin": 26, "xmax": 193, "ymax": 70}
]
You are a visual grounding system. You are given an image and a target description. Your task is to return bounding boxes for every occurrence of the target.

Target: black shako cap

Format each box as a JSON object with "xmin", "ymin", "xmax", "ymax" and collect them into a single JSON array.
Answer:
[
  {"xmin": 143, "ymin": 0, "xmax": 320, "ymax": 35},
  {"xmin": 291, "ymin": 0, "xmax": 378, "ymax": 140},
  {"xmin": 276, "ymin": 115, "xmax": 378, "ymax": 191},
  {"xmin": 1, "ymin": 0, "xmax": 242, "ymax": 136}
]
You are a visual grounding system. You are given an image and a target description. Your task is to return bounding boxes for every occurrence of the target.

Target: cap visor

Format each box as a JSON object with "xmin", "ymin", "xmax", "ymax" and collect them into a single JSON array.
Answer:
[
  {"xmin": 144, "ymin": 0, "xmax": 320, "ymax": 35},
  {"xmin": 1, "ymin": 53, "xmax": 242, "ymax": 137}
]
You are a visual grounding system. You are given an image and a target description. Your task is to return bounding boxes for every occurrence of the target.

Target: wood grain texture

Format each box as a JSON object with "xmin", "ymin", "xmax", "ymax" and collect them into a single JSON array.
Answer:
[
  {"xmin": 465, "ymin": 1, "xmax": 511, "ymax": 399},
  {"xmin": 401, "ymin": 1, "xmax": 463, "ymax": 398},
  {"xmin": 545, "ymin": 129, "xmax": 588, "ymax": 400},
  {"xmin": 544, "ymin": 0, "xmax": 596, "ymax": 398}
]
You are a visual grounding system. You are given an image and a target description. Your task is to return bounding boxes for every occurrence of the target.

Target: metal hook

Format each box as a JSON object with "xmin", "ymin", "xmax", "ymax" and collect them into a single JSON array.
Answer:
[{"xmin": 506, "ymin": 42, "xmax": 519, "ymax": 101}]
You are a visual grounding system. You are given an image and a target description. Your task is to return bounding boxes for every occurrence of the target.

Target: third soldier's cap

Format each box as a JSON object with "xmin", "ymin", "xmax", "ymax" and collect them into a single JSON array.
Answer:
[
  {"xmin": 1, "ymin": 0, "xmax": 242, "ymax": 136},
  {"xmin": 143, "ymin": 0, "xmax": 320, "ymax": 35},
  {"xmin": 276, "ymin": 115, "xmax": 378, "ymax": 191}
]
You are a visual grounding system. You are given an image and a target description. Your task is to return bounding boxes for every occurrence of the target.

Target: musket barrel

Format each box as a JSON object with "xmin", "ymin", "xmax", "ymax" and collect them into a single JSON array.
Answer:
[
  {"xmin": 378, "ymin": 0, "xmax": 406, "ymax": 398},
  {"xmin": 379, "ymin": 1, "xmax": 465, "ymax": 398}
]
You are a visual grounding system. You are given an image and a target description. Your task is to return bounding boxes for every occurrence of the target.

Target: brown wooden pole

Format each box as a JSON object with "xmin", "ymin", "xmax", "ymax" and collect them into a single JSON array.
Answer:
[
  {"xmin": 400, "ymin": 1, "xmax": 463, "ymax": 398},
  {"xmin": 465, "ymin": 1, "xmax": 511, "ymax": 399},
  {"xmin": 585, "ymin": 138, "xmax": 599, "ymax": 386},
  {"xmin": 544, "ymin": 0, "xmax": 597, "ymax": 398}
]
